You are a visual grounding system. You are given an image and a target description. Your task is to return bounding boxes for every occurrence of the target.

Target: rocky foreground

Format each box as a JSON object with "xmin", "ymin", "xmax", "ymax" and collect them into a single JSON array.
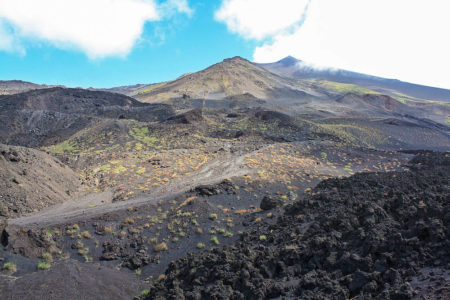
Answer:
[{"xmin": 146, "ymin": 151, "xmax": 449, "ymax": 299}]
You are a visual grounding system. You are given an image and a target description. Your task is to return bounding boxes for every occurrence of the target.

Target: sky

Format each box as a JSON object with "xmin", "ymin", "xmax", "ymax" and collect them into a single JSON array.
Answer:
[{"xmin": 0, "ymin": 0, "xmax": 449, "ymax": 89}]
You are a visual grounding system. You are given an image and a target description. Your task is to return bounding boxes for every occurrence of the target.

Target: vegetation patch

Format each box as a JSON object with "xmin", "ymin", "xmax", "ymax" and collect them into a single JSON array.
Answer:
[
  {"xmin": 3, "ymin": 262, "xmax": 17, "ymax": 273},
  {"xmin": 38, "ymin": 262, "xmax": 51, "ymax": 270},
  {"xmin": 319, "ymin": 80, "xmax": 379, "ymax": 95},
  {"xmin": 47, "ymin": 140, "xmax": 77, "ymax": 154}
]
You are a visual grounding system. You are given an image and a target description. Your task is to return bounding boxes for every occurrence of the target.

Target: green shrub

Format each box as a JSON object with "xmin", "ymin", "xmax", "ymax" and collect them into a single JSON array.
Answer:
[
  {"xmin": 154, "ymin": 242, "xmax": 168, "ymax": 252},
  {"xmin": 211, "ymin": 236, "xmax": 219, "ymax": 245},
  {"xmin": 38, "ymin": 262, "xmax": 51, "ymax": 270},
  {"xmin": 3, "ymin": 262, "xmax": 17, "ymax": 273},
  {"xmin": 224, "ymin": 231, "xmax": 233, "ymax": 237},
  {"xmin": 81, "ymin": 231, "xmax": 92, "ymax": 239},
  {"xmin": 41, "ymin": 252, "xmax": 53, "ymax": 262}
]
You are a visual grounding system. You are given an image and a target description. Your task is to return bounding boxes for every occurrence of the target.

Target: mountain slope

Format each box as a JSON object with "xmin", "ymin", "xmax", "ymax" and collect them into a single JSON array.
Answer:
[
  {"xmin": 258, "ymin": 56, "xmax": 450, "ymax": 102},
  {"xmin": 134, "ymin": 56, "xmax": 318, "ymax": 103}
]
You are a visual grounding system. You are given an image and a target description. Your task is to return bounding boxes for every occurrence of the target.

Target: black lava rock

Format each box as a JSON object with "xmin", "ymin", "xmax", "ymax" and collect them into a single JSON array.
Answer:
[{"xmin": 260, "ymin": 195, "xmax": 283, "ymax": 210}]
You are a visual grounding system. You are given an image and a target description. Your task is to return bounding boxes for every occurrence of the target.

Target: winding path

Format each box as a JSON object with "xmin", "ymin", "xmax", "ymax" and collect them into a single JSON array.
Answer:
[{"xmin": 8, "ymin": 151, "xmax": 253, "ymax": 227}]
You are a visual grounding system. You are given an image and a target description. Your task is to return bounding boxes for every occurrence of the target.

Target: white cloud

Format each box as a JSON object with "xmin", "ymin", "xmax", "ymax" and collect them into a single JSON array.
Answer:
[
  {"xmin": 215, "ymin": 0, "xmax": 310, "ymax": 40},
  {"xmin": 0, "ymin": 0, "xmax": 193, "ymax": 59},
  {"xmin": 253, "ymin": 0, "xmax": 450, "ymax": 89},
  {"xmin": 0, "ymin": 20, "xmax": 25, "ymax": 55},
  {"xmin": 159, "ymin": 0, "xmax": 193, "ymax": 18}
]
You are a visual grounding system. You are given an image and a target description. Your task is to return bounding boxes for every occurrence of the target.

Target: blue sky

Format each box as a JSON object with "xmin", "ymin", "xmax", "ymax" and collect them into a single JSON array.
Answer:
[
  {"xmin": 0, "ymin": 1, "xmax": 258, "ymax": 88},
  {"xmin": 0, "ymin": 0, "xmax": 449, "ymax": 89}
]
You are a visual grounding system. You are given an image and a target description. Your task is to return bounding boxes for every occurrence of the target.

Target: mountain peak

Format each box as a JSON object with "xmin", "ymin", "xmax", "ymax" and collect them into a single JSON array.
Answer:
[
  {"xmin": 223, "ymin": 56, "xmax": 249, "ymax": 63},
  {"xmin": 276, "ymin": 56, "xmax": 301, "ymax": 66}
]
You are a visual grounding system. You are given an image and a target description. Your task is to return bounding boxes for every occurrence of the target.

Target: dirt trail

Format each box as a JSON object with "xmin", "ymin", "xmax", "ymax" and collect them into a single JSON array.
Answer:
[{"xmin": 8, "ymin": 151, "xmax": 253, "ymax": 228}]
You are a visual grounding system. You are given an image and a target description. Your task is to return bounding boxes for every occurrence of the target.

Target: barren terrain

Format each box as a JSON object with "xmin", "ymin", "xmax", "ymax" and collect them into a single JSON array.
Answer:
[{"xmin": 0, "ymin": 56, "xmax": 449, "ymax": 299}]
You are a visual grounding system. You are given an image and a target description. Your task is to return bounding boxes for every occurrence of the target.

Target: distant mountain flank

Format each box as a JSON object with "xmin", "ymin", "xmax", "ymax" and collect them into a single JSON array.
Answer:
[
  {"xmin": 257, "ymin": 56, "xmax": 450, "ymax": 102},
  {"xmin": 0, "ymin": 80, "xmax": 64, "ymax": 96}
]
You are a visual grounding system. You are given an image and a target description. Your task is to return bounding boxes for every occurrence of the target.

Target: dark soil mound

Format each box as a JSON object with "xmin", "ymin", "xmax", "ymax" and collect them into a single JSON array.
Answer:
[
  {"xmin": 193, "ymin": 179, "xmax": 237, "ymax": 197},
  {"xmin": 165, "ymin": 109, "xmax": 204, "ymax": 124},
  {"xmin": 146, "ymin": 152, "xmax": 449, "ymax": 300},
  {"xmin": 226, "ymin": 113, "xmax": 239, "ymax": 118},
  {"xmin": 0, "ymin": 88, "xmax": 174, "ymax": 147},
  {"xmin": 254, "ymin": 110, "xmax": 294, "ymax": 127},
  {"xmin": 209, "ymin": 129, "xmax": 245, "ymax": 140}
]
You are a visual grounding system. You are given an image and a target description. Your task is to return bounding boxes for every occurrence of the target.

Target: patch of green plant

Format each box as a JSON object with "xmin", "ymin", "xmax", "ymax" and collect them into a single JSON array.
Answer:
[
  {"xmin": 38, "ymin": 262, "xmax": 51, "ymax": 270},
  {"xmin": 41, "ymin": 252, "xmax": 53, "ymax": 262},
  {"xmin": 100, "ymin": 164, "xmax": 111, "ymax": 172},
  {"xmin": 211, "ymin": 235, "xmax": 220, "ymax": 245},
  {"xmin": 320, "ymin": 80, "xmax": 379, "ymax": 95},
  {"xmin": 154, "ymin": 242, "xmax": 168, "ymax": 252},
  {"xmin": 136, "ymin": 82, "xmax": 166, "ymax": 95},
  {"xmin": 47, "ymin": 140, "xmax": 77, "ymax": 154},
  {"xmin": 78, "ymin": 247, "xmax": 89, "ymax": 256},
  {"xmin": 112, "ymin": 165, "xmax": 127, "ymax": 174},
  {"xmin": 343, "ymin": 164, "xmax": 353, "ymax": 172},
  {"xmin": 223, "ymin": 231, "xmax": 233, "ymax": 237},
  {"xmin": 3, "ymin": 262, "xmax": 17, "ymax": 273},
  {"xmin": 129, "ymin": 126, "xmax": 158, "ymax": 148}
]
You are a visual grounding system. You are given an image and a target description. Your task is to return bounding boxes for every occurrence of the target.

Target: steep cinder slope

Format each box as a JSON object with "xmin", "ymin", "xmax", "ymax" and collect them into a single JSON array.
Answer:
[{"xmin": 0, "ymin": 144, "xmax": 80, "ymax": 218}]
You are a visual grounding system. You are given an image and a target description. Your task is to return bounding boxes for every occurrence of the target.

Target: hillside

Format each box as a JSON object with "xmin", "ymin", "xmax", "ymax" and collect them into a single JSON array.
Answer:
[
  {"xmin": 134, "ymin": 56, "xmax": 318, "ymax": 103},
  {"xmin": 0, "ymin": 87, "xmax": 174, "ymax": 147}
]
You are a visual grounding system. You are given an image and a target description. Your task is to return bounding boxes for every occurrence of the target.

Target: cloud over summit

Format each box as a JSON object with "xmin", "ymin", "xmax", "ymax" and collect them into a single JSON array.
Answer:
[{"xmin": 216, "ymin": 0, "xmax": 450, "ymax": 89}]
